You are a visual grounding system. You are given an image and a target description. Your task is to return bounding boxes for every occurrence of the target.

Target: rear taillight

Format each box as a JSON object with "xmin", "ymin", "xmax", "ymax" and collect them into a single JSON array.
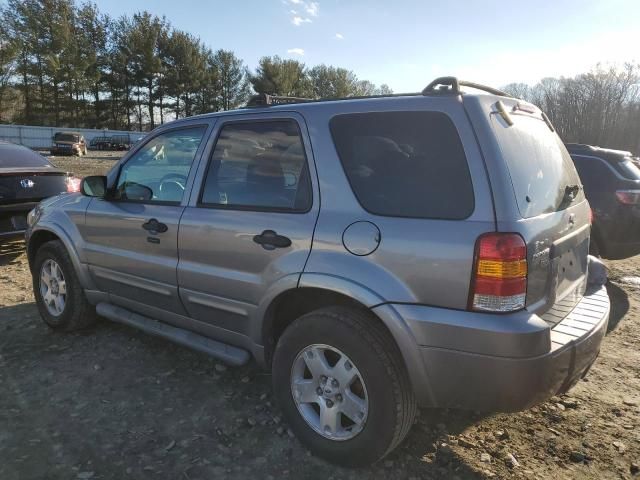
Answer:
[
  {"xmin": 616, "ymin": 190, "xmax": 640, "ymax": 205},
  {"xmin": 469, "ymin": 233, "xmax": 527, "ymax": 312},
  {"xmin": 66, "ymin": 176, "xmax": 82, "ymax": 193}
]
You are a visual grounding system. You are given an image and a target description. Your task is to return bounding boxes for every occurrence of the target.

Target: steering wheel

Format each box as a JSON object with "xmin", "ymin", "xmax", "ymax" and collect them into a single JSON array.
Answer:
[{"xmin": 158, "ymin": 173, "xmax": 188, "ymax": 199}]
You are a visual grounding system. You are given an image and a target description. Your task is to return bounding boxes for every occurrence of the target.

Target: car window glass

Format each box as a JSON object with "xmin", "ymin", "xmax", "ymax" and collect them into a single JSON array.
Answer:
[
  {"xmin": 201, "ymin": 120, "xmax": 311, "ymax": 211},
  {"xmin": 572, "ymin": 156, "xmax": 612, "ymax": 192},
  {"xmin": 114, "ymin": 126, "xmax": 206, "ymax": 203},
  {"xmin": 491, "ymin": 116, "xmax": 584, "ymax": 218},
  {"xmin": 330, "ymin": 111, "xmax": 474, "ymax": 219},
  {"xmin": 0, "ymin": 144, "xmax": 52, "ymax": 168},
  {"xmin": 617, "ymin": 159, "xmax": 640, "ymax": 180}
]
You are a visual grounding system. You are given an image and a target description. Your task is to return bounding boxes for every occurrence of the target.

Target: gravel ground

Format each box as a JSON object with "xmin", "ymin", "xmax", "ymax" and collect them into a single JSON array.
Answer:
[{"xmin": 1, "ymin": 153, "xmax": 639, "ymax": 479}]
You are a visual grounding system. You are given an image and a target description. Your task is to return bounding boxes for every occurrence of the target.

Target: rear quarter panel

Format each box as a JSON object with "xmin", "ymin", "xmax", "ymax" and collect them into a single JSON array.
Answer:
[{"xmin": 301, "ymin": 96, "xmax": 495, "ymax": 309}]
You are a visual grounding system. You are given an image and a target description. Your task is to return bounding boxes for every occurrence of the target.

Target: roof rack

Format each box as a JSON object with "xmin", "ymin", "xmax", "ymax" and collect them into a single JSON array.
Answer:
[
  {"xmin": 246, "ymin": 93, "xmax": 312, "ymax": 107},
  {"xmin": 422, "ymin": 76, "xmax": 512, "ymax": 97}
]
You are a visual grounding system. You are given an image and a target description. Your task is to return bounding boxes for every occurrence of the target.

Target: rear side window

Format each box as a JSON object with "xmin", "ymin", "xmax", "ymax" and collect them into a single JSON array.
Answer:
[
  {"xmin": 330, "ymin": 111, "xmax": 474, "ymax": 219},
  {"xmin": 617, "ymin": 159, "xmax": 640, "ymax": 180},
  {"xmin": 492, "ymin": 115, "xmax": 584, "ymax": 218}
]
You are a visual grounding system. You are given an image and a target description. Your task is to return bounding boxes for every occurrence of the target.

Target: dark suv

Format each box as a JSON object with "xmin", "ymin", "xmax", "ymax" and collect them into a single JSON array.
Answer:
[
  {"xmin": 567, "ymin": 143, "xmax": 640, "ymax": 259},
  {"xmin": 26, "ymin": 78, "xmax": 610, "ymax": 466}
]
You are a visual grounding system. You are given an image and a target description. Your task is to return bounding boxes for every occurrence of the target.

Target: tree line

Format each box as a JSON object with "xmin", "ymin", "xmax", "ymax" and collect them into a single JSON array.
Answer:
[
  {"xmin": 502, "ymin": 64, "xmax": 640, "ymax": 154},
  {"xmin": 0, "ymin": 0, "xmax": 392, "ymax": 131},
  {"xmin": 0, "ymin": 0, "xmax": 638, "ymax": 154}
]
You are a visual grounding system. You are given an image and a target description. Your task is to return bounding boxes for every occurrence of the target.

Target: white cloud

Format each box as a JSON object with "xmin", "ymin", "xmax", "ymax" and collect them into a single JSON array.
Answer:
[
  {"xmin": 287, "ymin": 48, "xmax": 305, "ymax": 56},
  {"xmin": 335, "ymin": 33, "xmax": 344, "ymax": 40},
  {"xmin": 291, "ymin": 16, "xmax": 312, "ymax": 26},
  {"xmin": 285, "ymin": 1, "xmax": 318, "ymax": 26},
  {"xmin": 306, "ymin": 1, "xmax": 319, "ymax": 16}
]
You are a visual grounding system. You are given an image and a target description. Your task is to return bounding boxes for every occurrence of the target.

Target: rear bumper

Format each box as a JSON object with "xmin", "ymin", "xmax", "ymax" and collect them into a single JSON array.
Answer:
[
  {"xmin": 392, "ymin": 285, "xmax": 609, "ymax": 411},
  {"xmin": 0, "ymin": 203, "xmax": 34, "ymax": 239}
]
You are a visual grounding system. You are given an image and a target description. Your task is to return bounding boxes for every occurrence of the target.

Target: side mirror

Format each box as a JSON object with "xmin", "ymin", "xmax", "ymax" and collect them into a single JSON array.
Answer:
[{"xmin": 80, "ymin": 175, "xmax": 107, "ymax": 198}]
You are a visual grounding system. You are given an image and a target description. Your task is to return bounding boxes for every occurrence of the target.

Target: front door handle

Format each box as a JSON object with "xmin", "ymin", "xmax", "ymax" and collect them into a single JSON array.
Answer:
[
  {"xmin": 253, "ymin": 230, "xmax": 292, "ymax": 250},
  {"xmin": 142, "ymin": 218, "xmax": 168, "ymax": 234}
]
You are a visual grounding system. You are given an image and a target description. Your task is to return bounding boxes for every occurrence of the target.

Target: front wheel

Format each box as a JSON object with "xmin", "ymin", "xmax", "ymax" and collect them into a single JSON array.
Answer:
[
  {"xmin": 272, "ymin": 307, "xmax": 417, "ymax": 466},
  {"xmin": 33, "ymin": 240, "xmax": 97, "ymax": 331}
]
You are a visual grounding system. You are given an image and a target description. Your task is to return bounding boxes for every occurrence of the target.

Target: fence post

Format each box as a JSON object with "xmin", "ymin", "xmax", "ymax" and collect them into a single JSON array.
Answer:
[{"xmin": 18, "ymin": 126, "xmax": 23, "ymax": 145}]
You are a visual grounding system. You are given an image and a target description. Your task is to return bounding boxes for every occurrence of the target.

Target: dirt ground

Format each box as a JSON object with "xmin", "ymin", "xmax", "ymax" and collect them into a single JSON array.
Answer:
[{"xmin": 1, "ymin": 153, "xmax": 639, "ymax": 480}]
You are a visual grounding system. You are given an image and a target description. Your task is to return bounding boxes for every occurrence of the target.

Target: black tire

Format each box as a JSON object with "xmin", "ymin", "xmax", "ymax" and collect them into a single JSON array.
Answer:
[
  {"xmin": 32, "ymin": 240, "xmax": 98, "ymax": 331},
  {"xmin": 272, "ymin": 307, "xmax": 417, "ymax": 466}
]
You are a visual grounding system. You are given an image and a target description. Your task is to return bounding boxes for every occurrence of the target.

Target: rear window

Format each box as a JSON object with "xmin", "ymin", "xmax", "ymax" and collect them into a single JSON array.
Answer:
[
  {"xmin": 330, "ymin": 111, "xmax": 474, "ymax": 219},
  {"xmin": 54, "ymin": 133, "xmax": 79, "ymax": 142},
  {"xmin": 492, "ymin": 115, "xmax": 584, "ymax": 218},
  {"xmin": 0, "ymin": 144, "xmax": 52, "ymax": 168}
]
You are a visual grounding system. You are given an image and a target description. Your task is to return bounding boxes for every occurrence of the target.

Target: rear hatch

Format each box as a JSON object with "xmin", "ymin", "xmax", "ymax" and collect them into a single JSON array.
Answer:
[{"xmin": 471, "ymin": 97, "xmax": 591, "ymax": 321}]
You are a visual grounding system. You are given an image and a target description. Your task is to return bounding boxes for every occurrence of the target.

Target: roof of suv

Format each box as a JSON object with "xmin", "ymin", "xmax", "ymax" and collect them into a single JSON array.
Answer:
[
  {"xmin": 566, "ymin": 143, "xmax": 635, "ymax": 163},
  {"xmin": 171, "ymin": 76, "xmax": 515, "ymax": 125}
]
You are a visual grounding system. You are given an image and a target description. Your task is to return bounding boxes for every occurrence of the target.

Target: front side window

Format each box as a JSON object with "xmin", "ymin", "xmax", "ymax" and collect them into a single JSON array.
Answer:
[
  {"xmin": 200, "ymin": 120, "xmax": 311, "ymax": 212},
  {"xmin": 114, "ymin": 126, "xmax": 207, "ymax": 203},
  {"xmin": 330, "ymin": 111, "xmax": 474, "ymax": 219}
]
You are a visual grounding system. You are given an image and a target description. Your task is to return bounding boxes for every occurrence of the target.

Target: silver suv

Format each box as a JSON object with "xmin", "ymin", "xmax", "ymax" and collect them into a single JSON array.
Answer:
[{"xmin": 26, "ymin": 77, "xmax": 610, "ymax": 466}]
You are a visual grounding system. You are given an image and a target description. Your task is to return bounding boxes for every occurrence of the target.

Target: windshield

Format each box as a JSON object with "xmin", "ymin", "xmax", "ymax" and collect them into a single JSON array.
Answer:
[{"xmin": 55, "ymin": 134, "xmax": 79, "ymax": 142}]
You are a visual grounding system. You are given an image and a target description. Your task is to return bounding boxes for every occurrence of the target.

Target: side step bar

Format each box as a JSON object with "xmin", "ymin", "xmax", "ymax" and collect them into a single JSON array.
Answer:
[{"xmin": 96, "ymin": 303, "xmax": 250, "ymax": 366}]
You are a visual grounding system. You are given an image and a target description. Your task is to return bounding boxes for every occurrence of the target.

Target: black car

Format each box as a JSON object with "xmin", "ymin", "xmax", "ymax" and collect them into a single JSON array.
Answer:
[
  {"xmin": 0, "ymin": 142, "xmax": 80, "ymax": 239},
  {"xmin": 567, "ymin": 143, "xmax": 640, "ymax": 259}
]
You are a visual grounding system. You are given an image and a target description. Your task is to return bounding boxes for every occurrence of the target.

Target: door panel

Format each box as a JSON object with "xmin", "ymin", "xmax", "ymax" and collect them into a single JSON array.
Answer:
[
  {"xmin": 178, "ymin": 115, "xmax": 318, "ymax": 336},
  {"xmin": 83, "ymin": 200, "xmax": 186, "ymax": 314},
  {"xmin": 178, "ymin": 209, "xmax": 316, "ymax": 334},
  {"xmin": 81, "ymin": 123, "xmax": 212, "ymax": 316}
]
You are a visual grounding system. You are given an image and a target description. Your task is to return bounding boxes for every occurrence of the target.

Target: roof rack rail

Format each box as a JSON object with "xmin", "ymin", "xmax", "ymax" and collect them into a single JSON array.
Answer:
[
  {"xmin": 246, "ymin": 93, "xmax": 312, "ymax": 108},
  {"xmin": 422, "ymin": 76, "xmax": 512, "ymax": 98}
]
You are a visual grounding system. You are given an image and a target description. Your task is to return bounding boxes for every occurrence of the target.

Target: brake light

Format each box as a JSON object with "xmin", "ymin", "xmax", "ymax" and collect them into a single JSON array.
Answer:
[
  {"xmin": 66, "ymin": 176, "xmax": 82, "ymax": 193},
  {"xmin": 616, "ymin": 190, "xmax": 640, "ymax": 205},
  {"xmin": 469, "ymin": 233, "xmax": 527, "ymax": 312}
]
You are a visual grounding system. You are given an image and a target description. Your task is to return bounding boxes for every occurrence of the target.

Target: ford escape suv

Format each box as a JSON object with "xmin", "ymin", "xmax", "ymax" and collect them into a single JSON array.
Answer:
[{"xmin": 26, "ymin": 77, "xmax": 610, "ymax": 466}]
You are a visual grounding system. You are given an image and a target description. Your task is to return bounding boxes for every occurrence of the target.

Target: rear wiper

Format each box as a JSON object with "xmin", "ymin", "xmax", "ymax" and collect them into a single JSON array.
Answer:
[{"xmin": 561, "ymin": 184, "xmax": 581, "ymax": 206}]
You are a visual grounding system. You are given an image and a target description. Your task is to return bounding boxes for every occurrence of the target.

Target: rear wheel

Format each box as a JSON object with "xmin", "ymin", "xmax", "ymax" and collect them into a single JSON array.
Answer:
[
  {"xmin": 33, "ymin": 240, "xmax": 97, "ymax": 331},
  {"xmin": 272, "ymin": 307, "xmax": 416, "ymax": 466}
]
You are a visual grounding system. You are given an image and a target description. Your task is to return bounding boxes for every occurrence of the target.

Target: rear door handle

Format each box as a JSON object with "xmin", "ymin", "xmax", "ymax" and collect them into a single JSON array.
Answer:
[
  {"xmin": 142, "ymin": 218, "xmax": 168, "ymax": 234},
  {"xmin": 253, "ymin": 230, "xmax": 292, "ymax": 250}
]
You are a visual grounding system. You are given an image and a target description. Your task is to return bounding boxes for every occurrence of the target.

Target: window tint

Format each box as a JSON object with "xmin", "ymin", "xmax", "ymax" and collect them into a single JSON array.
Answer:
[
  {"xmin": 330, "ymin": 111, "xmax": 474, "ymax": 219},
  {"xmin": 0, "ymin": 144, "xmax": 52, "ymax": 168},
  {"xmin": 115, "ymin": 126, "xmax": 206, "ymax": 203},
  {"xmin": 572, "ymin": 156, "xmax": 612, "ymax": 194},
  {"xmin": 617, "ymin": 159, "xmax": 640, "ymax": 180},
  {"xmin": 491, "ymin": 115, "xmax": 584, "ymax": 218},
  {"xmin": 201, "ymin": 120, "xmax": 311, "ymax": 211}
]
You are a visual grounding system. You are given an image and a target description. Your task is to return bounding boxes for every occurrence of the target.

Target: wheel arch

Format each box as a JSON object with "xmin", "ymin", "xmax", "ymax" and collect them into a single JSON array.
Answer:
[
  {"xmin": 27, "ymin": 225, "xmax": 95, "ymax": 290},
  {"xmin": 259, "ymin": 274, "xmax": 436, "ymax": 406}
]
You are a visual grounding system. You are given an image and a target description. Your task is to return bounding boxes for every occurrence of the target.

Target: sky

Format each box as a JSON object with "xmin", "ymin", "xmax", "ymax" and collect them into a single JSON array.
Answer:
[{"xmin": 94, "ymin": 0, "xmax": 640, "ymax": 92}]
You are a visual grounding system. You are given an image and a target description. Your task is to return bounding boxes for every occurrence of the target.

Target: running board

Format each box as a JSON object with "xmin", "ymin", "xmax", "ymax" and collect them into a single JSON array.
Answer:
[{"xmin": 96, "ymin": 302, "xmax": 250, "ymax": 366}]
